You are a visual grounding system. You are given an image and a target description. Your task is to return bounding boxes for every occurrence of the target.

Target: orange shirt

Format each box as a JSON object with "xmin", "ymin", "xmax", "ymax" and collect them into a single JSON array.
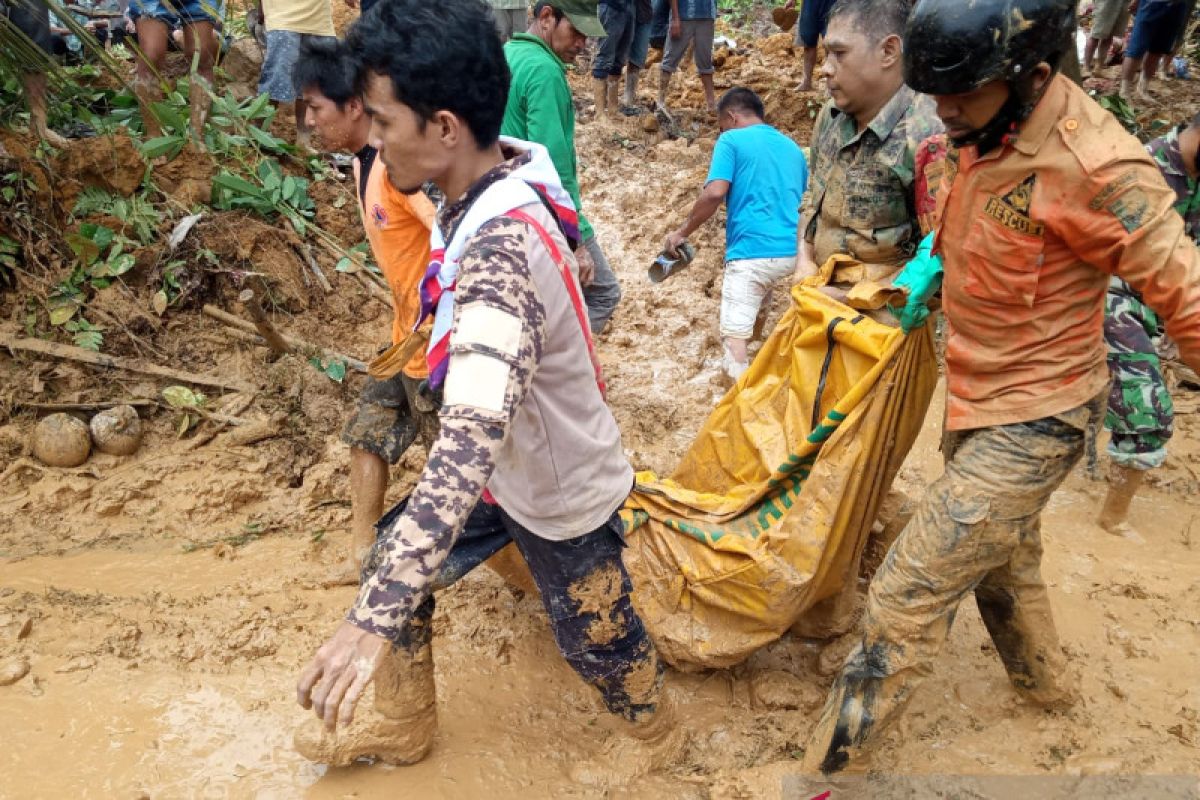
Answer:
[
  {"xmin": 933, "ymin": 75, "xmax": 1200, "ymax": 431},
  {"xmin": 353, "ymin": 151, "xmax": 436, "ymax": 377}
]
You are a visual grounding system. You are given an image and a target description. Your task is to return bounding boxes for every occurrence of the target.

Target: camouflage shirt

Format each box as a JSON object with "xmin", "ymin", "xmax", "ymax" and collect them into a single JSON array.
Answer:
[
  {"xmin": 348, "ymin": 150, "xmax": 632, "ymax": 645},
  {"xmin": 800, "ymin": 85, "xmax": 944, "ymax": 271},
  {"xmin": 1146, "ymin": 125, "xmax": 1200, "ymax": 244}
]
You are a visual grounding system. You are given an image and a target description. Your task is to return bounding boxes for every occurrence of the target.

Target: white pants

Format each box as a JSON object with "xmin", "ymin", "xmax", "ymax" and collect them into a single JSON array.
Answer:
[{"xmin": 720, "ymin": 256, "xmax": 796, "ymax": 339}]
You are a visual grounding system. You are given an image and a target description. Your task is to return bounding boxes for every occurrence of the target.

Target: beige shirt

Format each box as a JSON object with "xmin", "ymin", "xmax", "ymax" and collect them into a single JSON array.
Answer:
[{"xmin": 262, "ymin": 0, "xmax": 334, "ymax": 36}]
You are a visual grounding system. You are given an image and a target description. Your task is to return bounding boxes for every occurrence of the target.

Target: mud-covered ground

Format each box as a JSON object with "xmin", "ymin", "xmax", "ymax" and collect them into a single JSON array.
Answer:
[{"xmin": 3, "ymin": 26, "xmax": 1200, "ymax": 799}]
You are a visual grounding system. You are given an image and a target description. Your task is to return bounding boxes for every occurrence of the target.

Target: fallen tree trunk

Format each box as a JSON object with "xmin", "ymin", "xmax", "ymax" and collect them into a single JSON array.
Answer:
[
  {"xmin": 0, "ymin": 334, "xmax": 255, "ymax": 393},
  {"xmin": 201, "ymin": 304, "xmax": 368, "ymax": 373}
]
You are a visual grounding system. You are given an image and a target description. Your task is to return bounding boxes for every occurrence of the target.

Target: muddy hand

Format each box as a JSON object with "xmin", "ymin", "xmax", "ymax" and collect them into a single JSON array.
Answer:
[
  {"xmin": 664, "ymin": 230, "xmax": 686, "ymax": 257},
  {"xmin": 297, "ymin": 621, "xmax": 388, "ymax": 732},
  {"xmin": 575, "ymin": 242, "xmax": 596, "ymax": 287}
]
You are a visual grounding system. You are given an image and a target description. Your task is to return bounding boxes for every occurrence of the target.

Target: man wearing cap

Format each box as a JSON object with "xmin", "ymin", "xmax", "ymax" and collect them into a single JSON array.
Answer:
[
  {"xmin": 502, "ymin": 0, "xmax": 625, "ymax": 334},
  {"xmin": 803, "ymin": 0, "xmax": 1200, "ymax": 774}
]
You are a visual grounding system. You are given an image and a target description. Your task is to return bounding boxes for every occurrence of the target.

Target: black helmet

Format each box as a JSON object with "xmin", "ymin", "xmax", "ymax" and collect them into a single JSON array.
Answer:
[{"xmin": 904, "ymin": 0, "xmax": 1076, "ymax": 96}]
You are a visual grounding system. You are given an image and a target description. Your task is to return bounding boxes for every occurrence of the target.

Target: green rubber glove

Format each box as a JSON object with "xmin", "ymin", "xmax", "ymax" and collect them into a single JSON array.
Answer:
[{"xmin": 890, "ymin": 231, "xmax": 943, "ymax": 333}]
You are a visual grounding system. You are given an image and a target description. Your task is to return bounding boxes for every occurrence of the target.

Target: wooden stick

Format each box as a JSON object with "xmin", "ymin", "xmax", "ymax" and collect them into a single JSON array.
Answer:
[
  {"xmin": 0, "ymin": 334, "xmax": 255, "ymax": 393},
  {"xmin": 201, "ymin": 304, "xmax": 369, "ymax": 373},
  {"xmin": 237, "ymin": 289, "xmax": 291, "ymax": 356},
  {"xmin": 295, "ymin": 242, "xmax": 333, "ymax": 294},
  {"xmin": 16, "ymin": 399, "xmax": 156, "ymax": 413}
]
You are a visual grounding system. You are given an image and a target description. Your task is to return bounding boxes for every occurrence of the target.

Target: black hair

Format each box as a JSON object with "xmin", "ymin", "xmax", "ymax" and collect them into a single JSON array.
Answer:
[
  {"xmin": 828, "ymin": 0, "xmax": 911, "ymax": 44},
  {"xmin": 717, "ymin": 86, "xmax": 765, "ymax": 119},
  {"xmin": 292, "ymin": 36, "xmax": 359, "ymax": 108},
  {"xmin": 345, "ymin": 0, "xmax": 510, "ymax": 149},
  {"xmin": 532, "ymin": 0, "xmax": 564, "ymax": 20}
]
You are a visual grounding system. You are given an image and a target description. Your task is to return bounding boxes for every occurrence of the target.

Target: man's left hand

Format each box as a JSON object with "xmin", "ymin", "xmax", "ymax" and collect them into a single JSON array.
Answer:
[
  {"xmin": 664, "ymin": 229, "xmax": 686, "ymax": 256},
  {"xmin": 296, "ymin": 621, "xmax": 388, "ymax": 732},
  {"xmin": 575, "ymin": 243, "xmax": 596, "ymax": 287}
]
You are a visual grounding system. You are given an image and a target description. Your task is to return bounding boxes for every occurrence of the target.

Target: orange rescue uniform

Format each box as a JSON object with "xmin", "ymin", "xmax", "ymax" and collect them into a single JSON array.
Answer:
[
  {"xmin": 353, "ymin": 153, "xmax": 437, "ymax": 377},
  {"xmin": 931, "ymin": 75, "xmax": 1200, "ymax": 431}
]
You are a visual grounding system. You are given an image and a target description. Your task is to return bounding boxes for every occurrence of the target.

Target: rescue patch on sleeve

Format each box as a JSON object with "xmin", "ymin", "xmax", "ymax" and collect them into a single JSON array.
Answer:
[
  {"xmin": 1106, "ymin": 188, "xmax": 1151, "ymax": 233},
  {"xmin": 1088, "ymin": 169, "xmax": 1138, "ymax": 210},
  {"xmin": 983, "ymin": 174, "xmax": 1044, "ymax": 236},
  {"xmin": 443, "ymin": 352, "xmax": 510, "ymax": 413},
  {"xmin": 451, "ymin": 303, "xmax": 522, "ymax": 357}
]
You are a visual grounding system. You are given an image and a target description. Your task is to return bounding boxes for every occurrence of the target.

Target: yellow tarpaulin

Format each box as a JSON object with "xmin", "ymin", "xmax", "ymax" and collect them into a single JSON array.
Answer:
[{"xmin": 622, "ymin": 276, "xmax": 937, "ymax": 669}]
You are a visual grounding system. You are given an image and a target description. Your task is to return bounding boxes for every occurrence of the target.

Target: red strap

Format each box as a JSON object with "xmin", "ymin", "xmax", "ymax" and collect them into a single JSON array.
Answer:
[{"xmin": 506, "ymin": 208, "xmax": 606, "ymax": 398}]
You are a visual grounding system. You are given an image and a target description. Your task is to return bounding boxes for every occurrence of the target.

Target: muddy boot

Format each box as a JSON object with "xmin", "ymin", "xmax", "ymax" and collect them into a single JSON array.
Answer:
[
  {"xmin": 606, "ymin": 76, "xmax": 621, "ymax": 119},
  {"xmin": 569, "ymin": 693, "xmax": 687, "ymax": 787},
  {"xmin": 293, "ymin": 635, "xmax": 438, "ymax": 766},
  {"xmin": 975, "ymin": 575, "xmax": 1075, "ymax": 710},
  {"xmin": 592, "ymin": 77, "xmax": 609, "ymax": 119},
  {"xmin": 623, "ymin": 66, "xmax": 641, "ymax": 113},
  {"xmin": 1097, "ymin": 464, "xmax": 1146, "ymax": 536},
  {"xmin": 656, "ymin": 69, "xmax": 672, "ymax": 112}
]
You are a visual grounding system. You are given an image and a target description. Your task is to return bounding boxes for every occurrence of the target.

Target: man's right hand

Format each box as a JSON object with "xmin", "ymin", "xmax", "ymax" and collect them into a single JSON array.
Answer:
[
  {"xmin": 669, "ymin": 18, "xmax": 682, "ymax": 38},
  {"xmin": 793, "ymin": 257, "xmax": 818, "ymax": 283}
]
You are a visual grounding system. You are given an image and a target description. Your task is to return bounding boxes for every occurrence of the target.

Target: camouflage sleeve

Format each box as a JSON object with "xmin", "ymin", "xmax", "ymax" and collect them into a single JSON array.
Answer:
[
  {"xmin": 346, "ymin": 216, "xmax": 547, "ymax": 645},
  {"xmin": 799, "ymin": 102, "xmax": 833, "ymax": 244}
]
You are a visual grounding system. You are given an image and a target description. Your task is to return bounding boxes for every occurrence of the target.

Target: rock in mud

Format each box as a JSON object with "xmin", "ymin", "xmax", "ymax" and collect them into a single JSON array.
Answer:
[
  {"xmin": 31, "ymin": 413, "xmax": 92, "ymax": 467},
  {"xmin": 750, "ymin": 670, "xmax": 825, "ymax": 711},
  {"xmin": 0, "ymin": 656, "xmax": 30, "ymax": 686},
  {"xmin": 90, "ymin": 405, "xmax": 144, "ymax": 456}
]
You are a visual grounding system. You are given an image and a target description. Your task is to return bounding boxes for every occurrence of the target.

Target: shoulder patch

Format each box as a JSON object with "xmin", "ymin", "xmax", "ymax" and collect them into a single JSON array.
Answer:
[
  {"xmin": 1089, "ymin": 169, "xmax": 1139, "ymax": 210},
  {"xmin": 1106, "ymin": 188, "xmax": 1152, "ymax": 233}
]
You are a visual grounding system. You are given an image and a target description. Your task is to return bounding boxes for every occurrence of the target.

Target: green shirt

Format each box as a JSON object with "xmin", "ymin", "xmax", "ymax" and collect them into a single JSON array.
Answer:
[{"xmin": 501, "ymin": 33, "xmax": 593, "ymax": 241}]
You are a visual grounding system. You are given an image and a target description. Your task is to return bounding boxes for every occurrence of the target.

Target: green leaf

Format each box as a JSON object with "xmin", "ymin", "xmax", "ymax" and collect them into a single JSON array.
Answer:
[
  {"xmin": 243, "ymin": 92, "xmax": 271, "ymax": 121},
  {"xmin": 150, "ymin": 100, "xmax": 188, "ymax": 135},
  {"xmin": 141, "ymin": 134, "xmax": 186, "ymax": 159},
  {"xmin": 212, "ymin": 171, "xmax": 268, "ymax": 200},
  {"xmin": 1, "ymin": 187, "xmax": 14, "ymax": 203},
  {"xmin": 80, "ymin": 223, "xmax": 116, "ymax": 251},
  {"xmin": 48, "ymin": 298, "xmax": 80, "ymax": 325},
  {"xmin": 66, "ymin": 232, "xmax": 102, "ymax": 266},
  {"xmin": 162, "ymin": 385, "xmax": 206, "ymax": 408},
  {"xmin": 107, "ymin": 252, "xmax": 136, "ymax": 277},
  {"xmin": 248, "ymin": 125, "xmax": 286, "ymax": 152},
  {"xmin": 282, "ymin": 176, "xmax": 298, "ymax": 204},
  {"xmin": 308, "ymin": 356, "xmax": 347, "ymax": 383}
]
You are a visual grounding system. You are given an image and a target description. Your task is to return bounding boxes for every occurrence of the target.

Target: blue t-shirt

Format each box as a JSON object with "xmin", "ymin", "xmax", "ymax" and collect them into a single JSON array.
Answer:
[{"xmin": 705, "ymin": 123, "xmax": 808, "ymax": 261}]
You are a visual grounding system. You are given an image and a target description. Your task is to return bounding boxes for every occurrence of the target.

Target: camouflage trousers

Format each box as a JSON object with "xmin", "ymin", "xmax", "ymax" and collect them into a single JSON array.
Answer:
[
  {"xmin": 341, "ymin": 372, "xmax": 440, "ymax": 464},
  {"xmin": 802, "ymin": 395, "xmax": 1105, "ymax": 774},
  {"xmin": 1104, "ymin": 286, "xmax": 1174, "ymax": 470},
  {"xmin": 373, "ymin": 498, "xmax": 664, "ymax": 722}
]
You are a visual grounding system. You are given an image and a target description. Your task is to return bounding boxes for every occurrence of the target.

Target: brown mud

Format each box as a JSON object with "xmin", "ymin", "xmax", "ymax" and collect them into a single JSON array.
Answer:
[{"xmin": 3, "ymin": 27, "xmax": 1200, "ymax": 799}]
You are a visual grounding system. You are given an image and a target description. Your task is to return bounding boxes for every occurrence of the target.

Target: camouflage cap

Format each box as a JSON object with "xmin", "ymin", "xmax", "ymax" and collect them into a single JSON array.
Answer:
[{"xmin": 546, "ymin": 0, "xmax": 606, "ymax": 38}]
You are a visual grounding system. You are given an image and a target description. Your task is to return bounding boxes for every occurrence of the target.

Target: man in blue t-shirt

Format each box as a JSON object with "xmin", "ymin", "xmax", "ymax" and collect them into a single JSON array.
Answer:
[{"xmin": 664, "ymin": 87, "xmax": 808, "ymax": 379}]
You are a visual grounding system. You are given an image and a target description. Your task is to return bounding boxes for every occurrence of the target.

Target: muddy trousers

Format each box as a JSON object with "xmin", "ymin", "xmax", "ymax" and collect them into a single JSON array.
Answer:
[
  {"xmin": 803, "ymin": 410, "xmax": 1093, "ymax": 774},
  {"xmin": 377, "ymin": 498, "xmax": 664, "ymax": 722}
]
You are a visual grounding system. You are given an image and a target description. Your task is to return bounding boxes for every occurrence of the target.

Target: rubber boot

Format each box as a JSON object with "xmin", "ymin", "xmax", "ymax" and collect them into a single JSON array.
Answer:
[
  {"xmin": 606, "ymin": 76, "xmax": 621, "ymax": 119},
  {"xmin": 592, "ymin": 77, "xmax": 609, "ymax": 118},
  {"xmin": 623, "ymin": 66, "xmax": 641, "ymax": 113},
  {"xmin": 1097, "ymin": 464, "xmax": 1146, "ymax": 535},
  {"xmin": 656, "ymin": 69, "xmax": 672, "ymax": 112},
  {"xmin": 293, "ymin": 637, "xmax": 438, "ymax": 766},
  {"xmin": 569, "ymin": 693, "xmax": 687, "ymax": 787}
]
